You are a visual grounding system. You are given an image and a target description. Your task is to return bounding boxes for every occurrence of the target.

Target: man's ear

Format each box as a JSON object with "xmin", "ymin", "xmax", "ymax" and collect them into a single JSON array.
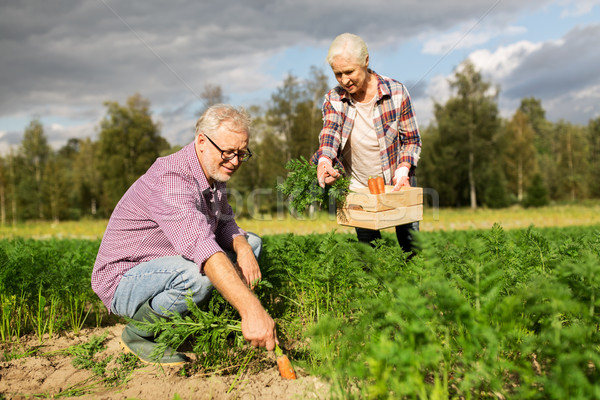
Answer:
[
  {"xmin": 365, "ymin": 54, "xmax": 369, "ymax": 68},
  {"xmin": 196, "ymin": 133, "xmax": 207, "ymax": 147},
  {"xmin": 195, "ymin": 133, "xmax": 206, "ymax": 155}
]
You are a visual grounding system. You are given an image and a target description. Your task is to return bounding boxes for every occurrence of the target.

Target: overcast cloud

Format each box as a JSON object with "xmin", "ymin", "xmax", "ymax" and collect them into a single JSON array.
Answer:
[{"xmin": 0, "ymin": 0, "xmax": 599, "ymax": 153}]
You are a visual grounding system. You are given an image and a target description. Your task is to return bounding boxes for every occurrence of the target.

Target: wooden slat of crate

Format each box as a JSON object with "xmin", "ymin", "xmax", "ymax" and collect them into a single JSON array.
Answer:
[
  {"xmin": 337, "ymin": 186, "xmax": 423, "ymax": 229},
  {"xmin": 337, "ymin": 204, "xmax": 423, "ymax": 230},
  {"xmin": 343, "ymin": 186, "xmax": 423, "ymax": 212}
]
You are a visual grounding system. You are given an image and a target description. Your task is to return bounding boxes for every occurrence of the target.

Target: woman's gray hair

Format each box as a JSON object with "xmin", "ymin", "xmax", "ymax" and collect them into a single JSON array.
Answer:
[
  {"xmin": 326, "ymin": 33, "xmax": 369, "ymax": 66},
  {"xmin": 195, "ymin": 104, "xmax": 251, "ymax": 138}
]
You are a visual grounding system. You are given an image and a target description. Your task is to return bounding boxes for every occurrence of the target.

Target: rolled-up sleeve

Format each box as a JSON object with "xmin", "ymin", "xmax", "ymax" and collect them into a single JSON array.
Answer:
[
  {"xmin": 318, "ymin": 98, "xmax": 344, "ymax": 162},
  {"xmin": 397, "ymin": 85, "xmax": 421, "ymax": 166}
]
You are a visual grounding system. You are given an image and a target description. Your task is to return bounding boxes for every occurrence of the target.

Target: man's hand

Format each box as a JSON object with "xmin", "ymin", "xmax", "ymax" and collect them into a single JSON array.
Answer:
[
  {"xmin": 232, "ymin": 236, "xmax": 261, "ymax": 289},
  {"xmin": 240, "ymin": 305, "xmax": 278, "ymax": 350},
  {"xmin": 236, "ymin": 250, "xmax": 261, "ymax": 289},
  {"xmin": 317, "ymin": 158, "xmax": 340, "ymax": 188},
  {"xmin": 204, "ymin": 252, "xmax": 278, "ymax": 351},
  {"xmin": 392, "ymin": 165, "xmax": 411, "ymax": 192}
]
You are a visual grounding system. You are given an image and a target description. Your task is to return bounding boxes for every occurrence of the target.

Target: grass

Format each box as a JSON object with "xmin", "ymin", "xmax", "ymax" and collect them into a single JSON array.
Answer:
[{"xmin": 2, "ymin": 202, "xmax": 600, "ymax": 239}]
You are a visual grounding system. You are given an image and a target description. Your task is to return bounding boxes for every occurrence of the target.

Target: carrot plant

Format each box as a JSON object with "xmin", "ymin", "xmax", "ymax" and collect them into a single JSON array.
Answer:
[
  {"xmin": 309, "ymin": 225, "xmax": 600, "ymax": 399},
  {"xmin": 66, "ymin": 292, "xmax": 92, "ymax": 335},
  {"xmin": 33, "ymin": 286, "xmax": 58, "ymax": 343},
  {"xmin": 0, "ymin": 238, "xmax": 103, "ymax": 342},
  {"xmin": 37, "ymin": 331, "xmax": 141, "ymax": 397},
  {"xmin": 277, "ymin": 156, "xmax": 350, "ymax": 215},
  {"xmin": 1, "ymin": 225, "xmax": 599, "ymax": 399},
  {"xmin": 141, "ymin": 294, "xmax": 249, "ymax": 371},
  {"xmin": 0, "ymin": 293, "xmax": 26, "ymax": 343}
]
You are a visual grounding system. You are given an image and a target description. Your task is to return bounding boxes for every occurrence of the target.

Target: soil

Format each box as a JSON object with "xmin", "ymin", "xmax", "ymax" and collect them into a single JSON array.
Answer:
[{"xmin": 0, "ymin": 324, "xmax": 330, "ymax": 400}]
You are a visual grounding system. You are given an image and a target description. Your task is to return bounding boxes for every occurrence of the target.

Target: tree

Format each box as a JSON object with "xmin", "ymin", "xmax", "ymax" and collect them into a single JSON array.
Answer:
[
  {"xmin": 588, "ymin": 117, "xmax": 600, "ymax": 197},
  {"xmin": 20, "ymin": 118, "xmax": 51, "ymax": 219},
  {"xmin": 553, "ymin": 121, "xmax": 589, "ymax": 201},
  {"xmin": 227, "ymin": 68, "xmax": 329, "ymax": 215},
  {"xmin": 197, "ymin": 83, "xmax": 229, "ymax": 117},
  {"xmin": 523, "ymin": 173, "xmax": 549, "ymax": 208},
  {"xmin": 97, "ymin": 93, "xmax": 170, "ymax": 214},
  {"xmin": 7, "ymin": 149, "xmax": 18, "ymax": 225},
  {"xmin": 43, "ymin": 153, "xmax": 70, "ymax": 222},
  {"xmin": 73, "ymin": 138, "xmax": 102, "ymax": 218},
  {"xmin": 266, "ymin": 68, "xmax": 328, "ymax": 162},
  {"xmin": 519, "ymin": 97, "xmax": 548, "ymax": 147},
  {"xmin": 503, "ymin": 110, "xmax": 537, "ymax": 202},
  {"xmin": 266, "ymin": 73, "xmax": 303, "ymax": 161},
  {"xmin": 518, "ymin": 98, "xmax": 556, "ymax": 200},
  {"xmin": 0, "ymin": 157, "xmax": 6, "ymax": 225},
  {"xmin": 429, "ymin": 60, "xmax": 501, "ymax": 208}
]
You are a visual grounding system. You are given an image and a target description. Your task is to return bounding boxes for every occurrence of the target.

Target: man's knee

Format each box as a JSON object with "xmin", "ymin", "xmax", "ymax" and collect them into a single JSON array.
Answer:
[{"xmin": 246, "ymin": 232, "xmax": 263, "ymax": 260}]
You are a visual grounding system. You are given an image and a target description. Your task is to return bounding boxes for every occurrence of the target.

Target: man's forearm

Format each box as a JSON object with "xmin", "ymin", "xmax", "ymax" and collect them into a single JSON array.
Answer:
[
  {"xmin": 203, "ymin": 251, "xmax": 262, "ymax": 318},
  {"xmin": 232, "ymin": 235, "xmax": 253, "ymax": 257}
]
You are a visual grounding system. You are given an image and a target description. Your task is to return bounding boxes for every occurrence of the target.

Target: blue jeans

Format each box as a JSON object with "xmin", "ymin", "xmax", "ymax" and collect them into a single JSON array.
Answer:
[{"xmin": 111, "ymin": 232, "xmax": 263, "ymax": 318}]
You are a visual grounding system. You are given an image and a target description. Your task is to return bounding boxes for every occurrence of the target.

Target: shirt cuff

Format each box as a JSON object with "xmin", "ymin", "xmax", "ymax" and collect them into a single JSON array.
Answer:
[{"xmin": 194, "ymin": 238, "xmax": 224, "ymax": 273}]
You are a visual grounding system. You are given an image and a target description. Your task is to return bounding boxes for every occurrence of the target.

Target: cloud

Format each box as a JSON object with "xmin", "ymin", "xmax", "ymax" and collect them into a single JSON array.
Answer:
[
  {"xmin": 467, "ymin": 40, "xmax": 543, "ymax": 80},
  {"xmin": 465, "ymin": 23, "xmax": 600, "ymax": 122},
  {"xmin": 0, "ymin": 0, "xmax": 590, "ymax": 152},
  {"xmin": 422, "ymin": 24, "xmax": 527, "ymax": 55},
  {"xmin": 559, "ymin": 0, "xmax": 600, "ymax": 17}
]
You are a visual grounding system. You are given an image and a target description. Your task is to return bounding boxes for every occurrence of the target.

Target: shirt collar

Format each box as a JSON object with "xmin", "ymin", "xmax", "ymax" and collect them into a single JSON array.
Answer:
[
  {"xmin": 185, "ymin": 141, "xmax": 210, "ymax": 191},
  {"xmin": 184, "ymin": 140, "xmax": 228, "ymax": 194}
]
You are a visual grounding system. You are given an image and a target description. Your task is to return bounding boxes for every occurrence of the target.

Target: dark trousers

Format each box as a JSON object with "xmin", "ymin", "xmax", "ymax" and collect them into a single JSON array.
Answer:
[
  {"xmin": 355, "ymin": 174, "xmax": 419, "ymax": 255},
  {"xmin": 355, "ymin": 221, "xmax": 419, "ymax": 254}
]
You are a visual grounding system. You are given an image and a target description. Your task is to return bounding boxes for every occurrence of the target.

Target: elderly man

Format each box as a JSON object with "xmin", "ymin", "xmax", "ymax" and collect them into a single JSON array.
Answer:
[
  {"xmin": 92, "ymin": 104, "xmax": 277, "ymax": 365},
  {"xmin": 312, "ymin": 32, "xmax": 422, "ymax": 254}
]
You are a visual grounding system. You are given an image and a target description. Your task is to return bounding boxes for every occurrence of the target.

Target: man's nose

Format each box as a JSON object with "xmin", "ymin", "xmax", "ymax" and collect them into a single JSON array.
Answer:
[{"xmin": 229, "ymin": 154, "xmax": 241, "ymax": 167}]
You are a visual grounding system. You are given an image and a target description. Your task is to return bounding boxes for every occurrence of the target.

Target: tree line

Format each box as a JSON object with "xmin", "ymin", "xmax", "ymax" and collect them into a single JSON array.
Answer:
[{"xmin": 1, "ymin": 60, "xmax": 599, "ymax": 223}]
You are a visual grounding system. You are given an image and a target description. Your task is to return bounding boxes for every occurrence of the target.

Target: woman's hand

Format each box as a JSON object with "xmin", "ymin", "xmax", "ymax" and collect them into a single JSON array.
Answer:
[
  {"xmin": 317, "ymin": 158, "xmax": 340, "ymax": 188},
  {"xmin": 392, "ymin": 165, "xmax": 411, "ymax": 191}
]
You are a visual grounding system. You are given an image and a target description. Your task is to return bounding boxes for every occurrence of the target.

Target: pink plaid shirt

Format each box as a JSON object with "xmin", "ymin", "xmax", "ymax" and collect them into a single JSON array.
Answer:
[{"xmin": 92, "ymin": 142, "xmax": 246, "ymax": 311}]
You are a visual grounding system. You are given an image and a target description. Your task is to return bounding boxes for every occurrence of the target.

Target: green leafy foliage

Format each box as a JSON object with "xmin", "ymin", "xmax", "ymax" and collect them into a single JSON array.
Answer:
[
  {"xmin": 49, "ymin": 332, "xmax": 140, "ymax": 394},
  {"xmin": 309, "ymin": 226, "xmax": 600, "ymax": 399},
  {"xmin": 0, "ymin": 238, "xmax": 103, "ymax": 341},
  {"xmin": 1, "ymin": 226, "xmax": 600, "ymax": 399},
  {"xmin": 140, "ymin": 294, "xmax": 250, "ymax": 372},
  {"xmin": 277, "ymin": 156, "xmax": 350, "ymax": 215}
]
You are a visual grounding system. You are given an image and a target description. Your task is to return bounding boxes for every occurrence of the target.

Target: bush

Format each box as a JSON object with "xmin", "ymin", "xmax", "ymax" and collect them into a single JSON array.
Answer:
[{"xmin": 523, "ymin": 173, "xmax": 550, "ymax": 207}]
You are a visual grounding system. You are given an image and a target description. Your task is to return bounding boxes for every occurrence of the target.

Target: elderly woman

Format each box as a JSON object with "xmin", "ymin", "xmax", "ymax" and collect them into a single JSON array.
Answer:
[{"xmin": 312, "ymin": 32, "xmax": 422, "ymax": 254}]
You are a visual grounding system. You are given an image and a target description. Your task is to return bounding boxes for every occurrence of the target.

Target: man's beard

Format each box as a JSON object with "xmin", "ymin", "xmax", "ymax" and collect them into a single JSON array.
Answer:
[{"xmin": 202, "ymin": 152, "xmax": 234, "ymax": 183}]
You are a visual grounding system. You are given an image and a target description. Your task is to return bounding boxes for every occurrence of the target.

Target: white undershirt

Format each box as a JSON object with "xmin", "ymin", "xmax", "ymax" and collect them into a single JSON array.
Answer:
[{"xmin": 342, "ymin": 95, "xmax": 382, "ymax": 190}]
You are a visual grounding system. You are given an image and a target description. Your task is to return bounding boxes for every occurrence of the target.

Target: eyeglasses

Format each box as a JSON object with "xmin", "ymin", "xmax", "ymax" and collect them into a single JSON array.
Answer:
[{"xmin": 203, "ymin": 134, "xmax": 253, "ymax": 162}]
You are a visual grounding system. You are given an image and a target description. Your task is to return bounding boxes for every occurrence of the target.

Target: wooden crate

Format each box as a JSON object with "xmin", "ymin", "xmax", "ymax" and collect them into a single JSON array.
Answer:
[{"xmin": 337, "ymin": 186, "xmax": 423, "ymax": 230}]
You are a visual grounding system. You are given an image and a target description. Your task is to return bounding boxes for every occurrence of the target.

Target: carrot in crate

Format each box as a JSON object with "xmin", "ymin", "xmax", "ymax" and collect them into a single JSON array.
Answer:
[
  {"xmin": 375, "ymin": 176, "xmax": 385, "ymax": 193},
  {"xmin": 367, "ymin": 176, "xmax": 380, "ymax": 194}
]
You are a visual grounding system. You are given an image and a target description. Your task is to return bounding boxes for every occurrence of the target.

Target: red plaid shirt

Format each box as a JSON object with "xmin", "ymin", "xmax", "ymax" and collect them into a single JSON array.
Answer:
[
  {"xmin": 312, "ymin": 70, "xmax": 421, "ymax": 184},
  {"xmin": 91, "ymin": 142, "xmax": 245, "ymax": 311}
]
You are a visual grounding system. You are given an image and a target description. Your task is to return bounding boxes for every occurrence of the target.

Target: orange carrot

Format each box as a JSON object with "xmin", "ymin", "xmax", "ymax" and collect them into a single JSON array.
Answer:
[
  {"xmin": 367, "ymin": 176, "xmax": 379, "ymax": 194},
  {"xmin": 275, "ymin": 344, "xmax": 297, "ymax": 380},
  {"xmin": 375, "ymin": 176, "xmax": 385, "ymax": 194}
]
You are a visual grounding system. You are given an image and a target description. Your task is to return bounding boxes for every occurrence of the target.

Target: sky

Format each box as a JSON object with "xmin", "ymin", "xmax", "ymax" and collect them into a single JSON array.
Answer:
[{"xmin": 1, "ymin": 0, "xmax": 599, "ymax": 154}]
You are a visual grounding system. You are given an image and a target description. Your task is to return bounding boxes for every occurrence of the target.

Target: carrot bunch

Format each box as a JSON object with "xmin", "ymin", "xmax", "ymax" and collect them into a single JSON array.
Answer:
[
  {"xmin": 368, "ymin": 176, "xmax": 385, "ymax": 194},
  {"xmin": 275, "ymin": 344, "xmax": 297, "ymax": 380}
]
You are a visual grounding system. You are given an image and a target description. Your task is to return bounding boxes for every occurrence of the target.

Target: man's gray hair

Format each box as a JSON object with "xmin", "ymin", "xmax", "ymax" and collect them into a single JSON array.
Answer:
[
  {"xmin": 195, "ymin": 104, "xmax": 251, "ymax": 138},
  {"xmin": 326, "ymin": 33, "xmax": 369, "ymax": 66}
]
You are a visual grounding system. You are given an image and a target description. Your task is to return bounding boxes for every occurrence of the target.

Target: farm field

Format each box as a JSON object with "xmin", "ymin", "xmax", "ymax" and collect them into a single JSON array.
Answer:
[
  {"xmin": 1, "ymin": 202, "xmax": 600, "ymax": 239},
  {"xmin": 0, "ymin": 204, "xmax": 599, "ymax": 399}
]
